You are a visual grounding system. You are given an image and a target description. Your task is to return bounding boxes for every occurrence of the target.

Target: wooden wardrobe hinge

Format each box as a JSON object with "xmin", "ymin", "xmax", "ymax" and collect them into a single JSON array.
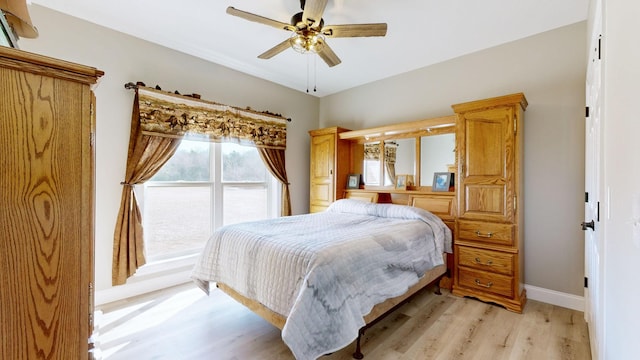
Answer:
[
  {"xmin": 514, "ymin": 196, "xmax": 517, "ymax": 211},
  {"xmin": 88, "ymin": 282, "xmax": 94, "ymax": 330}
]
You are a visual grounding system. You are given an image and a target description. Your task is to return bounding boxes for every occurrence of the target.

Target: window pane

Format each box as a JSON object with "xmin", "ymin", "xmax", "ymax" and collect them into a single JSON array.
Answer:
[
  {"xmin": 152, "ymin": 140, "xmax": 210, "ymax": 181},
  {"xmin": 144, "ymin": 186, "xmax": 211, "ymax": 259},
  {"xmin": 222, "ymin": 143, "xmax": 266, "ymax": 182},
  {"xmin": 223, "ymin": 185, "xmax": 267, "ymax": 225}
]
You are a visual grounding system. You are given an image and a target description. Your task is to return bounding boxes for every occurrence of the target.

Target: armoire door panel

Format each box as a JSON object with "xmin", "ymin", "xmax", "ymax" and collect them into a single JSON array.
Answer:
[
  {"xmin": 459, "ymin": 106, "xmax": 515, "ymax": 222},
  {"xmin": 309, "ymin": 127, "xmax": 350, "ymax": 213},
  {"xmin": 465, "ymin": 119, "xmax": 505, "ymax": 177},
  {"xmin": 310, "ymin": 184, "xmax": 332, "ymax": 203},
  {"xmin": 464, "ymin": 184, "xmax": 505, "ymax": 215},
  {"xmin": 311, "ymin": 134, "xmax": 334, "ymax": 179}
]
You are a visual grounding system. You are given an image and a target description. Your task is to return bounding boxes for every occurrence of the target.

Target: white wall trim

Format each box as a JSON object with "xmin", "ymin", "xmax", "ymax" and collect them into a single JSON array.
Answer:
[{"xmin": 525, "ymin": 284, "xmax": 584, "ymax": 312}]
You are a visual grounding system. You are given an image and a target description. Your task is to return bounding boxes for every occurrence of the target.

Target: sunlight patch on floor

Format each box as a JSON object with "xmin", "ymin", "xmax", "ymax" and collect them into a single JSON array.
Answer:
[{"xmin": 97, "ymin": 286, "xmax": 206, "ymax": 359}]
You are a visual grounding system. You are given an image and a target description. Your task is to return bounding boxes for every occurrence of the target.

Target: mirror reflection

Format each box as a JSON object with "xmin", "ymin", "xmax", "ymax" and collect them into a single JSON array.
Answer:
[
  {"xmin": 363, "ymin": 139, "xmax": 416, "ymax": 186},
  {"xmin": 384, "ymin": 138, "xmax": 415, "ymax": 186},
  {"xmin": 363, "ymin": 141, "xmax": 381, "ymax": 186},
  {"xmin": 420, "ymin": 133, "xmax": 456, "ymax": 186}
]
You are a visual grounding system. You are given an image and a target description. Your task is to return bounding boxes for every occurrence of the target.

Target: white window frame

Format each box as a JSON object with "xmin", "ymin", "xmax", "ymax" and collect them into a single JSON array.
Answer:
[{"xmin": 138, "ymin": 141, "xmax": 280, "ymax": 267}]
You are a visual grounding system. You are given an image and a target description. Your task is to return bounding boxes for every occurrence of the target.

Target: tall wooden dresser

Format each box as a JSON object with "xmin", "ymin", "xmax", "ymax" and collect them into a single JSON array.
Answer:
[
  {"xmin": 309, "ymin": 127, "xmax": 351, "ymax": 213},
  {"xmin": 451, "ymin": 93, "xmax": 528, "ymax": 313},
  {"xmin": 0, "ymin": 47, "xmax": 103, "ymax": 359}
]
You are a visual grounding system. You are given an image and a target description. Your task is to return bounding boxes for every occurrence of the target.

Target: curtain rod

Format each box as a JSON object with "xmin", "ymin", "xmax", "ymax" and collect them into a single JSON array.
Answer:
[{"xmin": 124, "ymin": 81, "xmax": 292, "ymax": 122}]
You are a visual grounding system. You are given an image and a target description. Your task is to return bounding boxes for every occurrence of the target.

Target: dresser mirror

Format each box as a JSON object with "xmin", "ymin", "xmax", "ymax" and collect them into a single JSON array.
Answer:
[
  {"xmin": 339, "ymin": 115, "xmax": 457, "ymax": 190},
  {"xmin": 383, "ymin": 138, "xmax": 415, "ymax": 186},
  {"xmin": 419, "ymin": 133, "xmax": 456, "ymax": 186}
]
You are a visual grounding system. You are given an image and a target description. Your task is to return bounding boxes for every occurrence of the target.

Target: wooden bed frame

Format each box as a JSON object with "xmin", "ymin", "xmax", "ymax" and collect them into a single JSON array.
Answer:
[{"xmin": 216, "ymin": 253, "xmax": 450, "ymax": 359}]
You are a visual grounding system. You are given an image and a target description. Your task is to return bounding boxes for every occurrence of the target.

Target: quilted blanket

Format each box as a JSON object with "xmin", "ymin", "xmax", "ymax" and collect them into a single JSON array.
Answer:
[{"xmin": 191, "ymin": 199, "xmax": 452, "ymax": 359}]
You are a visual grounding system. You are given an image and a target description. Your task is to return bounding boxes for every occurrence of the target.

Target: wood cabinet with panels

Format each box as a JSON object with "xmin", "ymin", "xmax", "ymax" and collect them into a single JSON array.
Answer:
[
  {"xmin": 0, "ymin": 47, "xmax": 103, "ymax": 359},
  {"xmin": 309, "ymin": 127, "xmax": 351, "ymax": 213},
  {"xmin": 451, "ymin": 93, "xmax": 527, "ymax": 313}
]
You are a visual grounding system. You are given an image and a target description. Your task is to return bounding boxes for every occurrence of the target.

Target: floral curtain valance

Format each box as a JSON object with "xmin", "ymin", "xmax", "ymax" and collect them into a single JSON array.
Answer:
[
  {"xmin": 364, "ymin": 143, "xmax": 380, "ymax": 160},
  {"xmin": 384, "ymin": 142, "xmax": 397, "ymax": 165},
  {"xmin": 137, "ymin": 86, "xmax": 288, "ymax": 149},
  {"xmin": 363, "ymin": 142, "xmax": 397, "ymax": 164}
]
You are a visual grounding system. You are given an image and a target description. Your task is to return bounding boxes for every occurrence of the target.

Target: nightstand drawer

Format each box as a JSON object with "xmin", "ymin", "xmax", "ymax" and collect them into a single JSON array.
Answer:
[
  {"xmin": 457, "ymin": 246, "xmax": 514, "ymax": 276},
  {"xmin": 458, "ymin": 268, "xmax": 514, "ymax": 298},
  {"xmin": 457, "ymin": 220, "xmax": 514, "ymax": 247}
]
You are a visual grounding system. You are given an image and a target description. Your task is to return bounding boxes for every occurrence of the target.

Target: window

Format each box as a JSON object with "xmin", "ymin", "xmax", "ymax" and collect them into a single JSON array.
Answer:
[{"xmin": 141, "ymin": 137, "xmax": 278, "ymax": 262}]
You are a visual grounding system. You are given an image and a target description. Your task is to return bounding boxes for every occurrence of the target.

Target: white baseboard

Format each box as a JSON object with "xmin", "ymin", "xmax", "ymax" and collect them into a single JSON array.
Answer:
[{"xmin": 525, "ymin": 284, "xmax": 584, "ymax": 312}]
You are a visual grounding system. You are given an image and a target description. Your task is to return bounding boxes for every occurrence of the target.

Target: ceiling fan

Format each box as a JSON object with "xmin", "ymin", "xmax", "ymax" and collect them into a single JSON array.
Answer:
[{"xmin": 226, "ymin": 0, "xmax": 387, "ymax": 67}]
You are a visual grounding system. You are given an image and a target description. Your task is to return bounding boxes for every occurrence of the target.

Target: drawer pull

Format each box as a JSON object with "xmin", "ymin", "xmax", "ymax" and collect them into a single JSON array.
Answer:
[
  {"xmin": 474, "ymin": 257, "xmax": 493, "ymax": 266},
  {"xmin": 475, "ymin": 279, "xmax": 493, "ymax": 288},
  {"xmin": 475, "ymin": 231, "xmax": 493, "ymax": 238}
]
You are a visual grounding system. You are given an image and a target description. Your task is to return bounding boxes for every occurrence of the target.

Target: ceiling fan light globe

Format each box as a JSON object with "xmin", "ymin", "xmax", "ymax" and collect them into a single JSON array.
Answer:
[{"xmin": 289, "ymin": 32, "xmax": 325, "ymax": 54}]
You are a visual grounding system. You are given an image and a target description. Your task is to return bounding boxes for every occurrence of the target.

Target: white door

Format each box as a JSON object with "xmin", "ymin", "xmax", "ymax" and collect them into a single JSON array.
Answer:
[{"xmin": 584, "ymin": 1, "xmax": 603, "ymax": 358}]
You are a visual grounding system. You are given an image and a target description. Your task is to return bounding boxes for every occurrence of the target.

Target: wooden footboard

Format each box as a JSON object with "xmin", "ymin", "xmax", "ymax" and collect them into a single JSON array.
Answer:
[
  {"xmin": 216, "ymin": 283, "xmax": 287, "ymax": 330},
  {"xmin": 216, "ymin": 253, "xmax": 449, "ymax": 357}
]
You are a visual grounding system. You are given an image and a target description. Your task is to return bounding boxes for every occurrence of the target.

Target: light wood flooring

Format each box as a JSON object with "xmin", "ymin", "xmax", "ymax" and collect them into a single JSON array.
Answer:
[{"xmin": 96, "ymin": 283, "xmax": 591, "ymax": 360}]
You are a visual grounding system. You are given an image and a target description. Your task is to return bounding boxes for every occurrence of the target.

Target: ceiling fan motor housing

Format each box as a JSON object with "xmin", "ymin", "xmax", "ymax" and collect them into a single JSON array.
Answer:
[{"xmin": 291, "ymin": 11, "xmax": 324, "ymax": 29}]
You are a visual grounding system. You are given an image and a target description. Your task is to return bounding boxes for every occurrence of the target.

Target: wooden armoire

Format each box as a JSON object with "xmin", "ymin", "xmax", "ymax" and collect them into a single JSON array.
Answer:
[
  {"xmin": 451, "ymin": 93, "xmax": 527, "ymax": 313},
  {"xmin": 308, "ymin": 127, "xmax": 351, "ymax": 213},
  {"xmin": 0, "ymin": 47, "xmax": 103, "ymax": 359}
]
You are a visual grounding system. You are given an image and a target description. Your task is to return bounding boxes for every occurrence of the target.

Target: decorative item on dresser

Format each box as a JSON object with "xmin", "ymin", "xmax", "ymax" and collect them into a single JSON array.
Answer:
[
  {"xmin": 346, "ymin": 173, "xmax": 361, "ymax": 189},
  {"xmin": 432, "ymin": 172, "xmax": 453, "ymax": 192},
  {"xmin": 0, "ymin": 46, "xmax": 103, "ymax": 359},
  {"xmin": 451, "ymin": 93, "xmax": 528, "ymax": 313}
]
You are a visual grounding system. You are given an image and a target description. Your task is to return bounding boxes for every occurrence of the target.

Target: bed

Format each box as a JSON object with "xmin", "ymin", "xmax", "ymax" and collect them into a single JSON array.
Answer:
[{"xmin": 191, "ymin": 199, "xmax": 452, "ymax": 359}]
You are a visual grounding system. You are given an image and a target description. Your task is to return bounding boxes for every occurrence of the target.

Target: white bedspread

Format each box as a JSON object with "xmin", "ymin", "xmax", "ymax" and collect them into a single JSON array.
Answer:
[{"xmin": 191, "ymin": 199, "xmax": 452, "ymax": 359}]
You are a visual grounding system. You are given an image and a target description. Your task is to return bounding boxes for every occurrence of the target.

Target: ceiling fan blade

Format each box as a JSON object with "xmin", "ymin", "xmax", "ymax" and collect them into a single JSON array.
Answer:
[
  {"xmin": 227, "ymin": 7, "xmax": 296, "ymax": 32},
  {"xmin": 302, "ymin": 0, "xmax": 328, "ymax": 28},
  {"xmin": 322, "ymin": 23, "xmax": 388, "ymax": 38},
  {"xmin": 316, "ymin": 40, "xmax": 341, "ymax": 67},
  {"xmin": 258, "ymin": 39, "xmax": 292, "ymax": 59}
]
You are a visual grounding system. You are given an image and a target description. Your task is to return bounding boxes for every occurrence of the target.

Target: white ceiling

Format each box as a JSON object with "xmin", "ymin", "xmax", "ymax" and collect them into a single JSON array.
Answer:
[{"xmin": 30, "ymin": 0, "xmax": 589, "ymax": 97}]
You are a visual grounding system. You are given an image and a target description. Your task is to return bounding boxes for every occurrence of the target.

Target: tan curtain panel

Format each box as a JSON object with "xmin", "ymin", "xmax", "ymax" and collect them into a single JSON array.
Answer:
[
  {"xmin": 137, "ymin": 87, "xmax": 287, "ymax": 149},
  {"xmin": 384, "ymin": 142, "xmax": 397, "ymax": 184},
  {"xmin": 113, "ymin": 86, "xmax": 290, "ymax": 285},
  {"xmin": 112, "ymin": 91, "xmax": 182, "ymax": 285},
  {"xmin": 258, "ymin": 148, "xmax": 292, "ymax": 216}
]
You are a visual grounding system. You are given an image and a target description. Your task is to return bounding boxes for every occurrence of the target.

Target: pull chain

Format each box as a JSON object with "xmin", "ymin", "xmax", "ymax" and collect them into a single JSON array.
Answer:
[
  {"xmin": 306, "ymin": 54, "xmax": 310, "ymax": 93},
  {"xmin": 305, "ymin": 54, "xmax": 318, "ymax": 93},
  {"xmin": 313, "ymin": 54, "xmax": 317, "ymax": 92}
]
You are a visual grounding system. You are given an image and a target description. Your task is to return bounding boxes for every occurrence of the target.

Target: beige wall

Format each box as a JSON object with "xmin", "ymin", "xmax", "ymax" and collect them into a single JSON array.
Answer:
[
  {"xmin": 21, "ymin": 5, "xmax": 319, "ymax": 293},
  {"xmin": 320, "ymin": 22, "xmax": 588, "ymax": 296}
]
